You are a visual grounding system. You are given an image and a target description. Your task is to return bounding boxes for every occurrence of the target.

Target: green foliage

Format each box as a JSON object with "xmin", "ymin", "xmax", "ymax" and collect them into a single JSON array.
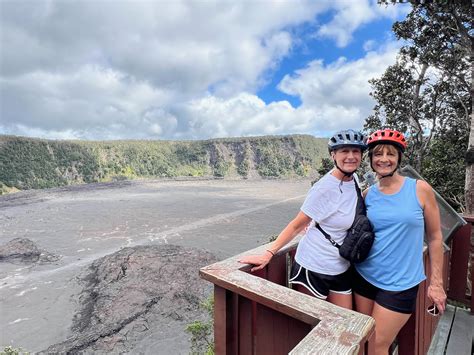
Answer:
[
  {"xmin": 0, "ymin": 135, "xmax": 328, "ymax": 192},
  {"xmin": 255, "ymin": 138, "xmax": 294, "ymax": 177},
  {"xmin": 237, "ymin": 157, "xmax": 250, "ymax": 177},
  {"xmin": 422, "ymin": 134, "xmax": 468, "ymax": 210},
  {"xmin": 1, "ymin": 346, "xmax": 29, "ymax": 355},
  {"xmin": 186, "ymin": 297, "xmax": 214, "ymax": 355},
  {"xmin": 0, "ymin": 181, "xmax": 18, "ymax": 195},
  {"xmin": 367, "ymin": 1, "xmax": 471, "ymax": 210},
  {"xmin": 0, "ymin": 137, "xmax": 100, "ymax": 189},
  {"xmin": 317, "ymin": 158, "xmax": 333, "ymax": 177},
  {"xmin": 237, "ymin": 143, "xmax": 251, "ymax": 177},
  {"xmin": 210, "ymin": 145, "xmax": 230, "ymax": 178}
]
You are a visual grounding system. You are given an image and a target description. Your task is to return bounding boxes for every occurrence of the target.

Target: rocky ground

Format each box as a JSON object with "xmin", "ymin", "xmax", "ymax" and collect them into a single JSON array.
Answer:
[
  {"xmin": 0, "ymin": 238, "xmax": 60, "ymax": 264},
  {"xmin": 1, "ymin": 239, "xmax": 216, "ymax": 354},
  {"xmin": 43, "ymin": 244, "xmax": 217, "ymax": 354},
  {"xmin": 0, "ymin": 179, "xmax": 310, "ymax": 354}
]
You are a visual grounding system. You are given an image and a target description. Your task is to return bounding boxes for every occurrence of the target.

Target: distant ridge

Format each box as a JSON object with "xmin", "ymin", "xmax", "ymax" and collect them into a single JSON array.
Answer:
[{"xmin": 0, "ymin": 134, "xmax": 328, "ymax": 193}]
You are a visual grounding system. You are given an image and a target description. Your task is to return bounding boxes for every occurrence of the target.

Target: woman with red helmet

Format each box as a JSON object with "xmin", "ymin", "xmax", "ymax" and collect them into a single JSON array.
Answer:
[
  {"xmin": 239, "ymin": 129, "xmax": 367, "ymax": 310},
  {"xmin": 353, "ymin": 129, "xmax": 446, "ymax": 354}
]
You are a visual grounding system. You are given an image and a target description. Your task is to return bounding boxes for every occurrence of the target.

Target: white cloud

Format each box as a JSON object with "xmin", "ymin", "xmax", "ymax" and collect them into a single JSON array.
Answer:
[
  {"xmin": 315, "ymin": 0, "xmax": 410, "ymax": 47},
  {"xmin": 277, "ymin": 42, "xmax": 401, "ymax": 131},
  {"xmin": 0, "ymin": 0, "xmax": 408, "ymax": 140},
  {"xmin": 363, "ymin": 40, "xmax": 377, "ymax": 51},
  {"xmin": 182, "ymin": 93, "xmax": 305, "ymax": 139}
]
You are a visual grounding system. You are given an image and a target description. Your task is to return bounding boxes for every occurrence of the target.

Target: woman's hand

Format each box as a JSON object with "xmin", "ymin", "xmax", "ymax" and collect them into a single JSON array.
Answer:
[
  {"xmin": 239, "ymin": 212, "xmax": 311, "ymax": 272},
  {"xmin": 427, "ymin": 284, "xmax": 447, "ymax": 314},
  {"xmin": 239, "ymin": 250, "xmax": 273, "ymax": 272}
]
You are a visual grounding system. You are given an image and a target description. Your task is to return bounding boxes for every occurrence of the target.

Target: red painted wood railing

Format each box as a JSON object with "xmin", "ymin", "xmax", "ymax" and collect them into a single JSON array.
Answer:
[{"xmin": 201, "ymin": 217, "xmax": 469, "ymax": 354}]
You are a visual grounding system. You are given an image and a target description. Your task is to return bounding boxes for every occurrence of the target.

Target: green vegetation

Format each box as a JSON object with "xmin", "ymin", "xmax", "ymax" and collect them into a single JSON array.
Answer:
[
  {"xmin": 1, "ymin": 346, "xmax": 29, "ymax": 355},
  {"xmin": 317, "ymin": 157, "xmax": 333, "ymax": 177},
  {"xmin": 186, "ymin": 297, "xmax": 214, "ymax": 355},
  {"xmin": 367, "ymin": 1, "xmax": 470, "ymax": 211},
  {"xmin": 0, "ymin": 135, "xmax": 327, "ymax": 194}
]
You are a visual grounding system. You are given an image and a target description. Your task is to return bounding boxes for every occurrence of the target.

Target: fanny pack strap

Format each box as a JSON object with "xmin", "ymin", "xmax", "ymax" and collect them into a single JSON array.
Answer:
[
  {"xmin": 315, "ymin": 180, "xmax": 364, "ymax": 249},
  {"xmin": 315, "ymin": 223, "xmax": 340, "ymax": 248},
  {"xmin": 354, "ymin": 180, "xmax": 365, "ymax": 216}
]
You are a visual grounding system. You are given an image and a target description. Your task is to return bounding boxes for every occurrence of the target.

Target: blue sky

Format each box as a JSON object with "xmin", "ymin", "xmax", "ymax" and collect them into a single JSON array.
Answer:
[
  {"xmin": 257, "ymin": 15, "xmax": 400, "ymax": 108},
  {"xmin": 0, "ymin": 0, "xmax": 411, "ymax": 140}
]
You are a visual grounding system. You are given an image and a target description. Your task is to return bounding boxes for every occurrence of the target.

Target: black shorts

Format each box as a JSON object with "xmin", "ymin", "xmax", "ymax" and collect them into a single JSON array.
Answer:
[
  {"xmin": 352, "ymin": 268, "xmax": 419, "ymax": 314},
  {"xmin": 289, "ymin": 261, "xmax": 352, "ymax": 300}
]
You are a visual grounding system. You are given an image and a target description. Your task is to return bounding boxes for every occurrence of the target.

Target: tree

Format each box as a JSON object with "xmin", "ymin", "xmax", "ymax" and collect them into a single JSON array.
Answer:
[
  {"xmin": 366, "ymin": 1, "xmax": 472, "ymax": 210},
  {"xmin": 317, "ymin": 157, "xmax": 334, "ymax": 177},
  {"xmin": 466, "ymin": 114, "xmax": 474, "ymax": 216}
]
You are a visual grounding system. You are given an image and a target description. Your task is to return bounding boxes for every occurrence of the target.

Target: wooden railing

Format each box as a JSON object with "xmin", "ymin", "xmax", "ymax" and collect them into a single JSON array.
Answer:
[
  {"xmin": 447, "ymin": 215, "xmax": 473, "ymax": 312},
  {"xmin": 200, "ymin": 222, "xmax": 471, "ymax": 354},
  {"xmin": 200, "ymin": 239, "xmax": 375, "ymax": 354}
]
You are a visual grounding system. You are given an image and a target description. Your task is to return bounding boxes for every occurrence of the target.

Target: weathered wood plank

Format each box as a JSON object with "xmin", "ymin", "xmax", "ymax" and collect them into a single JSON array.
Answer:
[
  {"xmin": 448, "ymin": 224, "xmax": 471, "ymax": 304},
  {"xmin": 288, "ymin": 316, "xmax": 312, "ymax": 351},
  {"xmin": 427, "ymin": 304, "xmax": 455, "ymax": 355},
  {"xmin": 267, "ymin": 252, "xmax": 287, "ymax": 286},
  {"xmin": 238, "ymin": 296, "xmax": 253, "ymax": 355},
  {"xmin": 201, "ymin": 239, "xmax": 375, "ymax": 354},
  {"xmin": 256, "ymin": 303, "xmax": 277, "ymax": 355},
  {"xmin": 214, "ymin": 286, "xmax": 234, "ymax": 354},
  {"xmin": 446, "ymin": 307, "xmax": 474, "ymax": 355}
]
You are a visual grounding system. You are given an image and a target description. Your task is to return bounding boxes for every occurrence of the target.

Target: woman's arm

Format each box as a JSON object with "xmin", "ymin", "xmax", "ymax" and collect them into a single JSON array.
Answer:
[
  {"xmin": 417, "ymin": 180, "xmax": 447, "ymax": 313},
  {"xmin": 239, "ymin": 211, "xmax": 312, "ymax": 272}
]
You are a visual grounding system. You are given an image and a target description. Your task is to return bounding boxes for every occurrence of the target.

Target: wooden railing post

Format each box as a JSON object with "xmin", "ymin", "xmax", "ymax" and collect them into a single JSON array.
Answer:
[
  {"xmin": 448, "ymin": 222, "xmax": 472, "ymax": 310},
  {"xmin": 214, "ymin": 286, "xmax": 235, "ymax": 354}
]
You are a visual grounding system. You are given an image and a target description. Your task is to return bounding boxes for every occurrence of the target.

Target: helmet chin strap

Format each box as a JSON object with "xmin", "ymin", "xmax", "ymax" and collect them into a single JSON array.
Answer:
[
  {"xmin": 378, "ymin": 171, "xmax": 396, "ymax": 179},
  {"xmin": 334, "ymin": 160, "xmax": 356, "ymax": 177},
  {"xmin": 372, "ymin": 162, "xmax": 398, "ymax": 180}
]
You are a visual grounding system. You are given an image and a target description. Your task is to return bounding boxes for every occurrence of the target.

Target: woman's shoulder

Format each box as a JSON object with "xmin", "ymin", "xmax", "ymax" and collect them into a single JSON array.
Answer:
[
  {"xmin": 414, "ymin": 179, "xmax": 434, "ymax": 207},
  {"xmin": 406, "ymin": 177, "xmax": 432, "ymax": 192},
  {"xmin": 415, "ymin": 179, "xmax": 433, "ymax": 194},
  {"xmin": 308, "ymin": 175, "xmax": 341, "ymax": 200}
]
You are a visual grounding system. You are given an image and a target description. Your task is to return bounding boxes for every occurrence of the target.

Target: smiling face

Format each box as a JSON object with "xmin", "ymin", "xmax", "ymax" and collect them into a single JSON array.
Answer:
[
  {"xmin": 331, "ymin": 146, "xmax": 362, "ymax": 173},
  {"xmin": 370, "ymin": 144, "xmax": 400, "ymax": 175}
]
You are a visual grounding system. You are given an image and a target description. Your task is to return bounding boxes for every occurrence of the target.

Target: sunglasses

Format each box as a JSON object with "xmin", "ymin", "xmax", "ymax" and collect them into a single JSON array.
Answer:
[{"xmin": 427, "ymin": 305, "xmax": 440, "ymax": 316}]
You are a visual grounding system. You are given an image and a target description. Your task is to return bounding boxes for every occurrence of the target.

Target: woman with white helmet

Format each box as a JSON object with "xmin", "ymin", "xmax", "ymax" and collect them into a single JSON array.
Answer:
[
  {"xmin": 239, "ymin": 129, "xmax": 367, "ymax": 309},
  {"xmin": 353, "ymin": 129, "xmax": 446, "ymax": 354}
]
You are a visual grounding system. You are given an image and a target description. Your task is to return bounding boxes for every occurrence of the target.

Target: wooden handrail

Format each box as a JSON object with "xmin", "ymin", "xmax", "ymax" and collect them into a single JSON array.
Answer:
[{"xmin": 200, "ymin": 240, "xmax": 375, "ymax": 354}]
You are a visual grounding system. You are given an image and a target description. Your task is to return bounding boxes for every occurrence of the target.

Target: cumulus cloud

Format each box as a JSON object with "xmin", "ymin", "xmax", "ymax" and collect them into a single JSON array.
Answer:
[
  {"xmin": 181, "ymin": 94, "xmax": 302, "ymax": 139},
  {"xmin": 315, "ymin": 0, "xmax": 410, "ymax": 47},
  {"xmin": 0, "ymin": 0, "xmax": 408, "ymax": 140},
  {"xmin": 278, "ymin": 42, "xmax": 401, "ymax": 131}
]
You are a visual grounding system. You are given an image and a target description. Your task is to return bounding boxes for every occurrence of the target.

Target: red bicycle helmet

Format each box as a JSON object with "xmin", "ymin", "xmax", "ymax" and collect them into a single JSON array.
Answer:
[{"xmin": 367, "ymin": 129, "xmax": 407, "ymax": 151}]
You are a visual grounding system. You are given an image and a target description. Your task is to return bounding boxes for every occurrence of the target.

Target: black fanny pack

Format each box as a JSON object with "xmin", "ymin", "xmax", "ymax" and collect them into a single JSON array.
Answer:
[{"xmin": 315, "ymin": 181, "xmax": 375, "ymax": 264}]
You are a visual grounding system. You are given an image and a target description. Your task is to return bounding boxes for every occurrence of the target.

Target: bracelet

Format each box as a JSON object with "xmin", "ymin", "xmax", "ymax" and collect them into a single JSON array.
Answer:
[{"xmin": 266, "ymin": 249, "xmax": 275, "ymax": 256}]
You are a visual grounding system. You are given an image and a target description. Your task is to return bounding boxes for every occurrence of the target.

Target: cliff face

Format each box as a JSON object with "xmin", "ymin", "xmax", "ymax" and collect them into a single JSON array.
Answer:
[{"xmin": 0, "ymin": 134, "xmax": 327, "ymax": 192}]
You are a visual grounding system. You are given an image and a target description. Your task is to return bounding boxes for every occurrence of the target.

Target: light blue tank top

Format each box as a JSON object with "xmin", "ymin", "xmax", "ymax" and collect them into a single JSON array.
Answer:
[{"xmin": 355, "ymin": 177, "xmax": 426, "ymax": 291}]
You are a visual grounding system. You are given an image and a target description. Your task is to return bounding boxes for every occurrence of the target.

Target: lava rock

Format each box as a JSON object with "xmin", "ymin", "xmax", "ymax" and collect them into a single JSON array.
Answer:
[
  {"xmin": 42, "ymin": 244, "xmax": 217, "ymax": 354},
  {"xmin": 0, "ymin": 238, "xmax": 60, "ymax": 264}
]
